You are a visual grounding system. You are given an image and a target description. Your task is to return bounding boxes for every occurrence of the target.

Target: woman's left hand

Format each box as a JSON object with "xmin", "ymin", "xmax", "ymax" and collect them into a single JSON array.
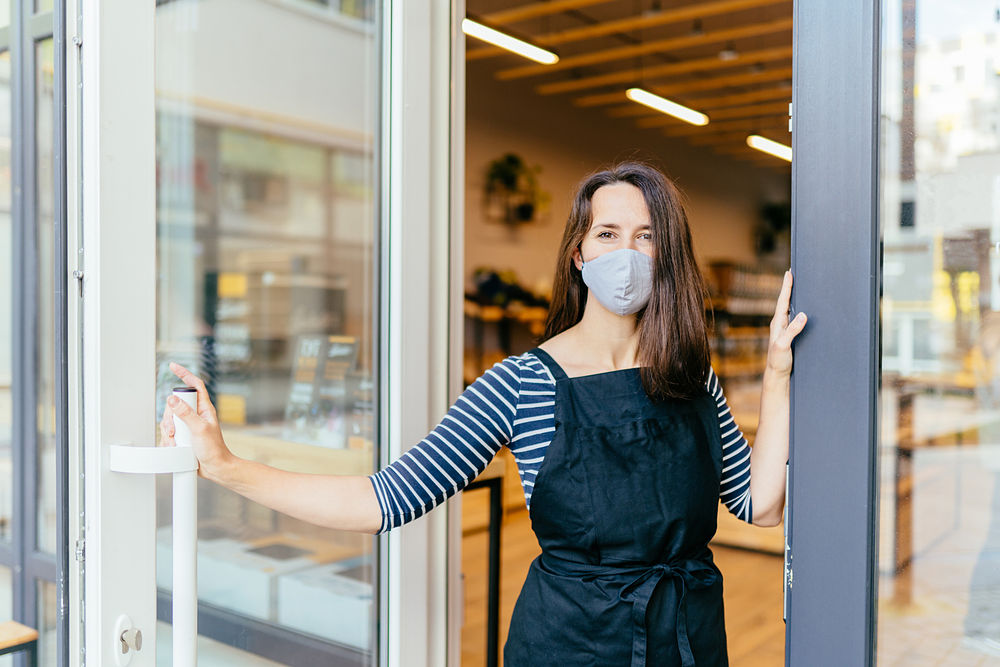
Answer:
[{"xmin": 767, "ymin": 270, "xmax": 807, "ymax": 377}]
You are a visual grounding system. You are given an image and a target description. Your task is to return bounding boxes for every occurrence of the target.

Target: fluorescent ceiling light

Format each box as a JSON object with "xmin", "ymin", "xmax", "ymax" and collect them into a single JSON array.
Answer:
[
  {"xmin": 747, "ymin": 134, "xmax": 792, "ymax": 161},
  {"xmin": 626, "ymin": 88, "xmax": 709, "ymax": 126},
  {"xmin": 462, "ymin": 19, "xmax": 559, "ymax": 65}
]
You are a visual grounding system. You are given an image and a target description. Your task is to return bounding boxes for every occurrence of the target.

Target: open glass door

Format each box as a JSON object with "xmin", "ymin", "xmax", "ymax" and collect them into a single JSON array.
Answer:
[
  {"xmin": 79, "ymin": 0, "xmax": 386, "ymax": 664},
  {"xmin": 76, "ymin": 1, "xmax": 456, "ymax": 665},
  {"xmin": 875, "ymin": 0, "xmax": 1000, "ymax": 662},
  {"xmin": 790, "ymin": 0, "xmax": 1000, "ymax": 663}
]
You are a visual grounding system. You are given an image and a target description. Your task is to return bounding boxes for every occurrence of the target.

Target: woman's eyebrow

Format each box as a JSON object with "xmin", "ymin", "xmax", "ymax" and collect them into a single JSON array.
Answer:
[{"xmin": 592, "ymin": 222, "xmax": 651, "ymax": 231}]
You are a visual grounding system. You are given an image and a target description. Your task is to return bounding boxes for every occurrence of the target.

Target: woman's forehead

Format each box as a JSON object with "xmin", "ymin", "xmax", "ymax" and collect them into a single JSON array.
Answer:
[{"xmin": 591, "ymin": 182, "xmax": 650, "ymax": 225}]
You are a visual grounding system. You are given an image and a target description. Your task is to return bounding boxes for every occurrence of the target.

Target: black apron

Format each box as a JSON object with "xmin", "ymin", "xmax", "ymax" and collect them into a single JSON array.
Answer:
[{"xmin": 504, "ymin": 348, "xmax": 728, "ymax": 667}]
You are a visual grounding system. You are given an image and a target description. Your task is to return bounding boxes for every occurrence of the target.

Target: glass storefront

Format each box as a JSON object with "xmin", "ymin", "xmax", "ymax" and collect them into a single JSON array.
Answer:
[
  {"xmin": 153, "ymin": 0, "xmax": 379, "ymax": 663},
  {"xmin": 0, "ymin": 1, "xmax": 61, "ymax": 659},
  {"xmin": 34, "ymin": 37, "xmax": 55, "ymax": 557},
  {"xmin": 0, "ymin": 50, "xmax": 11, "ymax": 549},
  {"xmin": 0, "ymin": 565, "xmax": 8, "ymax": 667},
  {"xmin": 878, "ymin": 0, "xmax": 1000, "ymax": 661},
  {"xmin": 35, "ymin": 578, "xmax": 56, "ymax": 665}
]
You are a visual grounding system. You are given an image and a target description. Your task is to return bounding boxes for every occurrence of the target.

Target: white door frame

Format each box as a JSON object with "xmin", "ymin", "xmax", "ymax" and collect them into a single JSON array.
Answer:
[
  {"xmin": 76, "ymin": 1, "xmax": 158, "ymax": 665},
  {"xmin": 380, "ymin": 1, "xmax": 458, "ymax": 666},
  {"xmin": 69, "ymin": 1, "xmax": 459, "ymax": 665}
]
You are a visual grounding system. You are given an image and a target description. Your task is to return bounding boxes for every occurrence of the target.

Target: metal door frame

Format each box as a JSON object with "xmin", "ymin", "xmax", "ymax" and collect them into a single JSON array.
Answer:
[{"xmin": 787, "ymin": 0, "xmax": 881, "ymax": 664}]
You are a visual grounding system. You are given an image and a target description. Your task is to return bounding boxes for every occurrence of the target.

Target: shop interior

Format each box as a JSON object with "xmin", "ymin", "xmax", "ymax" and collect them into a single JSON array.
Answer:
[{"xmin": 457, "ymin": 1, "xmax": 792, "ymax": 665}]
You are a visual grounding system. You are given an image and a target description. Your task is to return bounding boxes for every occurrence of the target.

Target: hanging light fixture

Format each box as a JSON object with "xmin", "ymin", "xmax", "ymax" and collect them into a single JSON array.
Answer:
[
  {"xmin": 462, "ymin": 18, "xmax": 559, "ymax": 65},
  {"xmin": 626, "ymin": 88, "xmax": 709, "ymax": 126},
  {"xmin": 747, "ymin": 135, "xmax": 792, "ymax": 161}
]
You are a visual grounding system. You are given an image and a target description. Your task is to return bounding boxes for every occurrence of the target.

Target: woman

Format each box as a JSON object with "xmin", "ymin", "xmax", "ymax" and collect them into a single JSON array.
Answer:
[{"xmin": 161, "ymin": 162, "xmax": 806, "ymax": 666}]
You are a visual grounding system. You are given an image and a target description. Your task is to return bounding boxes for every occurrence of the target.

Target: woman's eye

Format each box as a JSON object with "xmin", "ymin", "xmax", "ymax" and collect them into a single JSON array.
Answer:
[{"xmin": 597, "ymin": 231, "xmax": 614, "ymax": 239}]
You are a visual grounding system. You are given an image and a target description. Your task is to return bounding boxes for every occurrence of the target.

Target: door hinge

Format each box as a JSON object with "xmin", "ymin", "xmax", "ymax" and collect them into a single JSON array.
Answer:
[
  {"xmin": 74, "ymin": 538, "xmax": 85, "ymax": 563},
  {"xmin": 73, "ymin": 269, "xmax": 83, "ymax": 297},
  {"xmin": 788, "ymin": 102, "xmax": 793, "ymax": 133},
  {"xmin": 74, "ymin": 11, "xmax": 83, "ymax": 49}
]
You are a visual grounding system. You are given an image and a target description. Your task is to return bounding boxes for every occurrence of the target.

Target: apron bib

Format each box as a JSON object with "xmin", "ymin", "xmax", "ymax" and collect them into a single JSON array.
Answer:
[{"xmin": 504, "ymin": 348, "xmax": 728, "ymax": 667}]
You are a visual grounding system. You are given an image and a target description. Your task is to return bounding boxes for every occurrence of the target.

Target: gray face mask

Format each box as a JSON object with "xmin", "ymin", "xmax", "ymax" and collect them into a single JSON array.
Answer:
[{"xmin": 580, "ymin": 248, "xmax": 654, "ymax": 316}]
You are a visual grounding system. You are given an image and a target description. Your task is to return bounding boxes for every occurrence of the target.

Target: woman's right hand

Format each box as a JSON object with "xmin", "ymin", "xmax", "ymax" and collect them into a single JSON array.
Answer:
[
  {"xmin": 159, "ymin": 363, "xmax": 381, "ymax": 533},
  {"xmin": 159, "ymin": 362, "xmax": 235, "ymax": 481}
]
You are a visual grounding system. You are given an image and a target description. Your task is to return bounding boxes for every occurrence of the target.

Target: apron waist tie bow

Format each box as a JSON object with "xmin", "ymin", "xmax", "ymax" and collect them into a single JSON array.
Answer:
[
  {"xmin": 616, "ymin": 559, "xmax": 719, "ymax": 667},
  {"xmin": 539, "ymin": 553, "xmax": 718, "ymax": 667}
]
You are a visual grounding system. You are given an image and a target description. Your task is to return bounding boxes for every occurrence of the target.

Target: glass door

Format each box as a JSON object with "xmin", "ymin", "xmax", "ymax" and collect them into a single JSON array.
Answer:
[
  {"xmin": 876, "ymin": 0, "xmax": 1000, "ymax": 662},
  {"xmin": 151, "ymin": 0, "xmax": 380, "ymax": 664},
  {"xmin": 75, "ymin": 1, "xmax": 458, "ymax": 665},
  {"xmin": 789, "ymin": 0, "xmax": 1000, "ymax": 664}
]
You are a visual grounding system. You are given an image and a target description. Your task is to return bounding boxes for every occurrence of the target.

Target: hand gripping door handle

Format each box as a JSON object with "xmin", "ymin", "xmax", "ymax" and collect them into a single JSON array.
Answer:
[{"xmin": 109, "ymin": 387, "xmax": 199, "ymax": 667}]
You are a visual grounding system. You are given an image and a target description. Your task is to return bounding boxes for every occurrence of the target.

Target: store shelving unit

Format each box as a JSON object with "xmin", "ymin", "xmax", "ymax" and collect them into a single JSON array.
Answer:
[{"xmin": 707, "ymin": 261, "xmax": 784, "ymax": 387}]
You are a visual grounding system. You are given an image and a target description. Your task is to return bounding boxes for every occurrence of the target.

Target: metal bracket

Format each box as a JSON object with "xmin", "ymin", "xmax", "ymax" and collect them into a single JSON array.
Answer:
[{"xmin": 108, "ymin": 444, "xmax": 197, "ymax": 474}]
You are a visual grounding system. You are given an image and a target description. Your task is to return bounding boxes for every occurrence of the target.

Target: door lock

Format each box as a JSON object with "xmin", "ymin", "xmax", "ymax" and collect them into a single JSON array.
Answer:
[
  {"xmin": 121, "ymin": 627, "xmax": 142, "ymax": 653},
  {"xmin": 113, "ymin": 615, "xmax": 142, "ymax": 666}
]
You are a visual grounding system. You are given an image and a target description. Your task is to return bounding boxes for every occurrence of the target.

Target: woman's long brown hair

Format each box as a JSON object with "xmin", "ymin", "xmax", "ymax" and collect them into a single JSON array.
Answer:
[{"xmin": 542, "ymin": 162, "xmax": 710, "ymax": 401}]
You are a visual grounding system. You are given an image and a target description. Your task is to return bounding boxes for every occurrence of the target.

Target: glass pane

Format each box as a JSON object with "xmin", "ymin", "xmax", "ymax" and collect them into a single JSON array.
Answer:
[
  {"xmin": 0, "ymin": 51, "xmax": 11, "ymax": 544},
  {"xmin": 35, "ymin": 579, "xmax": 56, "ymax": 665},
  {"xmin": 0, "ymin": 1, "xmax": 8, "ymax": 30},
  {"xmin": 878, "ymin": 0, "xmax": 1000, "ymax": 662},
  {"xmin": 35, "ymin": 38, "xmax": 56, "ymax": 555},
  {"xmin": 0, "ymin": 564, "xmax": 10, "ymax": 667},
  {"xmin": 34, "ymin": 0, "xmax": 52, "ymax": 14},
  {"xmin": 154, "ymin": 1, "xmax": 378, "ymax": 664}
]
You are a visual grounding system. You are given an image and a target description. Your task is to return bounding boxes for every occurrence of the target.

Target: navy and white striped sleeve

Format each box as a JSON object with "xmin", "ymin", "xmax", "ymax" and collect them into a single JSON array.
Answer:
[
  {"xmin": 708, "ymin": 367, "xmax": 753, "ymax": 524},
  {"xmin": 367, "ymin": 357, "xmax": 521, "ymax": 534}
]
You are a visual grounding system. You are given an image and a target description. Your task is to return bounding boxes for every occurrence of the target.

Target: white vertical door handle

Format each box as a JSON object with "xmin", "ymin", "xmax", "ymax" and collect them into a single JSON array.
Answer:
[
  {"xmin": 109, "ymin": 387, "xmax": 200, "ymax": 666},
  {"xmin": 170, "ymin": 388, "xmax": 198, "ymax": 666}
]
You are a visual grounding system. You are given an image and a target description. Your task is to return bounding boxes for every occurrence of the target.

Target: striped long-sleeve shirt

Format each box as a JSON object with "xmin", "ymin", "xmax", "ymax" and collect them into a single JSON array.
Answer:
[{"xmin": 367, "ymin": 351, "xmax": 753, "ymax": 534}]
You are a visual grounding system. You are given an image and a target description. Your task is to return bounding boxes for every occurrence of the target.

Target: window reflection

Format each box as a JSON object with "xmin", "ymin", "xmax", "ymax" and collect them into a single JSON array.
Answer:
[
  {"xmin": 35, "ymin": 579, "xmax": 56, "ymax": 666},
  {"xmin": 0, "ymin": 564, "xmax": 9, "ymax": 667},
  {"xmin": 879, "ymin": 0, "xmax": 1000, "ymax": 661},
  {"xmin": 34, "ymin": 37, "xmax": 56, "ymax": 556},
  {"xmin": 154, "ymin": 0, "xmax": 378, "ymax": 662},
  {"xmin": 0, "ymin": 51, "xmax": 12, "ymax": 544}
]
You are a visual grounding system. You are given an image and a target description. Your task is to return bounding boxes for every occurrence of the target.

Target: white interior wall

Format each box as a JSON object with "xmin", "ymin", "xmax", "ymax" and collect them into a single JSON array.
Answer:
[{"xmin": 465, "ymin": 71, "xmax": 791, "ymax": 294}]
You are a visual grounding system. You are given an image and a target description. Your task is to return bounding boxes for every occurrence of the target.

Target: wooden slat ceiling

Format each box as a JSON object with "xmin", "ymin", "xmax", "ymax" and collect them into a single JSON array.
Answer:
[{"xmin": 467, "ymin": 0, "xmax": 793, "ymax": 169}]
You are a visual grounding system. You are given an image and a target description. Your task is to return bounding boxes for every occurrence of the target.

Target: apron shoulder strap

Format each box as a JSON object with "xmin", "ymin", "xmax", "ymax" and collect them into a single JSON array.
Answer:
[{"xmin": 528, "ymin": 347, "xmax": 568, "ymax": 382}]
